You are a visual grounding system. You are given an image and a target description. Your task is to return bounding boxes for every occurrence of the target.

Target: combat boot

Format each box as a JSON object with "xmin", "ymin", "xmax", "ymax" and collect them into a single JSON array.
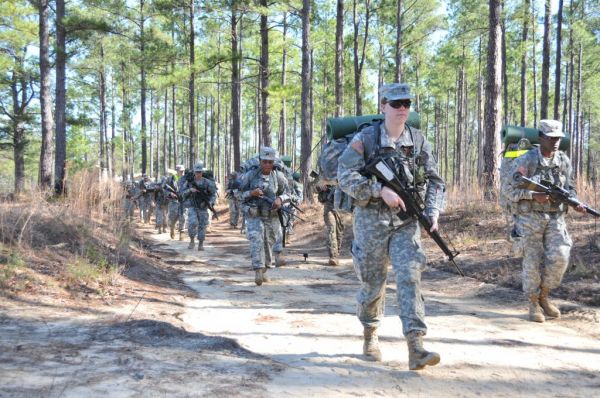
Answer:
[
  {"xmin": 197, "ymin": 240, "xmax": 204, "ymax": 251},
  {"xmin": 162, "ymin": 226, "xmax": 167, "ymax": 233},
  {"xmin": 179, "ymin": 231, "xmax": 185, "ymax": 241},
  {"xmin": 528, "ymin": 294, "xmax": 545, "ymax": 323},
  {"xmin": 363, "ymin": 327, "xmax": 382, "ymax": 362},
  {"xmin": 261, "ymin": 267, "xmax": 270, "ymax": 282},
  {"xmin": 254, "ymin": 269, "xmax": 263, "ymax": 286},
  {"xmin": 406, "ymin": 331, "xmax": 440, "ymax": 370},
  {"xmin": 328, "ymin": 257, "xmax": 339, "ymax": 266},
  {"xmin": 188, "ymin": 237, "xmax": 195, "ymax": 250},
  {"xmin": 539, "ymin": 288, "xmax": 560, "ymax": 318},
  {"xmin": 274, "ymin": 252, "xmax": 286, "ymax": 267},
  {"xmin": 170, "ymin": 227, "xmax": 175, "ymax": 239}
]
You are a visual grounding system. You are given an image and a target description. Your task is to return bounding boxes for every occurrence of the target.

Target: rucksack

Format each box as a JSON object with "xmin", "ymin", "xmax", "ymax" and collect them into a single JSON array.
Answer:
[
  {"xmin": 317, "ymin": 120, "xmax": 383, "ymax": 212},
  {"xmin": 499, "ymin": 138, "xmax": 534, "ymax": 214}
]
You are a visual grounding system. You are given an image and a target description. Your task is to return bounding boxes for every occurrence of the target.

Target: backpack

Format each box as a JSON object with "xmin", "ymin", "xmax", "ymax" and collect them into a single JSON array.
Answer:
[
  {"xmin": 317, "ymin": 120, "xmax": 383, "ymax": 213},
  {"xmin": 499, "ymin": 138, "xmax": 534, "ymax": 214}
]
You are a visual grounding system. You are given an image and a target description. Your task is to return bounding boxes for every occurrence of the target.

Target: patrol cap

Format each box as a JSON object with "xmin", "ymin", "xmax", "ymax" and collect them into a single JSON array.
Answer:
[
  {"xmin": 175, "ymin": 164, "xmax": 185, "ymax": 171},
  {"xmin": 281, "ymin": 155, "xmax": 292, "ymax": 167},
  {"xmin": 379, "ymin": 83, "xmax": 414, "ymax": 101},
  {"xmin": 538, "ymin": 119, "xmax": 565, "ymax": 138},
  {"xmin": 292, "ymin": 172, "xmax": 301, "ymax": 181},
  {"xmin": 193, "ymin": 162, "xmax": 205, "ymax": 172},
  {"xmin": 259, "ymin": 146, "xmax": 277, "ymax": 161}
]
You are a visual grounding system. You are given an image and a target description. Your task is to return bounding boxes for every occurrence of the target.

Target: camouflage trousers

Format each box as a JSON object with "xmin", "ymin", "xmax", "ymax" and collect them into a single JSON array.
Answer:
[
  {"xmin": 168, "ymin": 201, "xmax": 186, "ymax": 231},
  {"xmin": 352, "ymin": 206, "xmax": 427, "ymax": 336},
  {"xmin": 228, "ymin": 198, "xmax": 240, "ymax": 227},
  {"xmin": 155, "ymin": 203, "xmax": 168, "ymax": 227},
  {"xmin": 324, "ymin": 201, "xmax": 344, "ymax": 258},
  {"xmin": 123, "ymin": 198, "xmax": 136, "ymax": 221},
  {"xmin": 515, "ymin": 212, "xmax": 572, "ymax": 296},
  {"xmin": 139, "ymin": 195, "xmax": 154, "ymax": 223},
  {"xmin": 246, "ymin": 215, "xmax": 282, "ymax": 270},
  {"xmin": 188, "ymin": 207, "xmax": 209, "ymax": 242}
]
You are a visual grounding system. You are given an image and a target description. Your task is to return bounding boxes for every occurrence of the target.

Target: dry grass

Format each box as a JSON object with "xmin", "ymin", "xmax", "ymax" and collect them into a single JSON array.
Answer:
[{"xmin": 0, "ymin": 170, "xmax": 130, "ymax": 297}]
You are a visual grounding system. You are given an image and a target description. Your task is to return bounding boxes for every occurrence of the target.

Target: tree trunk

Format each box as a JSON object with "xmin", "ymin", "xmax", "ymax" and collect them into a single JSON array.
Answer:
[
  {"xmin": 99, "ymin": 43, "xmax": 107, "ymax": 179},
  {"xmin": 501, "ymin": 10, "xmax": 508, "ymax": 125},
  {"xmin": 335, "ymin": 0, "xmax": 344, "ymax": 117},
  {"xmin": 531, "ymin": 1, "xmax": 538, "ymax": 126},
  {"xmin": 140, "ymin": 0, "xmax": 147, "ymax": 174},
  {"xmin": 520, "ymin": 0, "xmax": 530, "ymax": 126},
  {"xmin": 540, "ymin": 0, "xmax": 551, "ymax": 119},
  {"xmin": 163, "ymin": 90, "xmax": 168, "ymax": 174},
  {"xmin": 483, "ymin": 0, "xmax": 503, "ymax": 200},
  {"xmin": 279, "ymin": 12, "xmax": 287, "ymax": 155},
  {"xmin": 300, "ymin": 0, "xmax": 313, "ymax": 202},
  {"xmin": 394, "ymin": 0, "xmax": 403, "ymax": 82},
  {"xmin": 553, "ymin": 0, "xmax": 564, "ymax": 120},
  {"xmin": 259, "ymin": 0, "xmax": 271, "ymax": 147},
  {"xmin": 353, "ymin": 0, "xmax": 371, "ymax": 116},
  {"xmin": 189, "ymin": 0, "xmax": 196, "ymax": 164},
  {"xmin": 54, "ymin": 0, "xmax": 67, "ymax": 193},
  {"xmin": 230, "ymin": 3, "xmax": 241, "ymax": 170},
  {"xmin": 38, "ymin": 0, "xmax": 54, "ymax": 189}
]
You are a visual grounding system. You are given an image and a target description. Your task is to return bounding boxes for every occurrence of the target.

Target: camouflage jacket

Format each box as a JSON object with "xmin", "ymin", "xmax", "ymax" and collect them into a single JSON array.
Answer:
[
  {"xmin": 239, "ymin": 168, "xmax": 290, "ymax": 211},
  {"xmin": 338, "ymin": 123, "xmax": 446, "ymax": 220},
  {"xmin": 182, "ymin": 177, "xmax": 217, "ymax": 209},
  {"xmin": 505, "ymin": 147, "xmax": 575, "ymax": 212}
]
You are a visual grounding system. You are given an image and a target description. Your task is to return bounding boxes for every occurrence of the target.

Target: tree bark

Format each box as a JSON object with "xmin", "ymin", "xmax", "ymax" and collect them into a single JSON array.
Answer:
[
  {"xmin": 520, "ymin": 0, "xmax": 530, "ymax": 126},
  {"xmin": 140, "ymin": 0, "xmax": 147, "ymax": 174},
  {"xmin": 230, "ymin": 3, "xmax": 241, "ymax": 171},
  {"xmin": 553, "ymin": 0, "xmax": 564, "ymax": 120},
  {"xmin": 352, "ymin": 0, "xmax": 371, "ymax": 116},
  {"xmin": 259, "ymin": 0, "xmax": 271, "ymax": 147},
  {"xmin": 38, "ymin": 0, "xmax": 54, "ymax": 190},
  {"xmin": 335, "ymin": 0, "xmax": 344, "ymax": 117},
  {"xmin": 483, "ymin": 0, "xmax": 503, "ymax": 200},
  {"xmin": 300, "ymin": 0, "xmax": 312, "ymax": 201},
  {"xmin": 279, "ymin": 12, "xmax": 287, "ymax": 155},
  {"xmin": 54, "ymin": 0, "xmax": 67, "ymax": 193},
  {"xmin": 540, "ymin": 0, "xmax": 551, "ymax": 119},
  {"xmin": 189, "ymin": 0, "xmax": 196, "ymax": 164},
  {"xmin": 394, "ymin": 0, "xmax": 403, "ymax": 82}
]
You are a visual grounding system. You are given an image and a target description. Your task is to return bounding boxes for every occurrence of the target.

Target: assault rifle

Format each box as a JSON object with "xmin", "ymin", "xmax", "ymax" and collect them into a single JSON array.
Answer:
[
  {"xmin": 517, "ymin": 176, "xmax": 600, "ymax": 217},
  {"xmin": 189, "ymin": 180, "xmax": 219, "ymax": 220},
  {"xmin": 163, "ymin": 182, "xmax": 181, "ymax": 202},
  {"xmin": 363, "ymin": 153, "xmax": 464, "ymax": 276},
  {"xmin": 259, "ymin": 196, "xmax": 305, "ymax": 248}
]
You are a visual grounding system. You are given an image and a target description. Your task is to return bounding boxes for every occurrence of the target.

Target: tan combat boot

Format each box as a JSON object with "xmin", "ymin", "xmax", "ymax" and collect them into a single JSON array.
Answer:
[
  {"xmin": 406, "ymin": 331, "xmax": 440, "ymax": 370},
  {"xmin": 262, "ymin": 267, "xmax": 269, "ymax": 282},
  {"xmin": 187, "ymin": 237, "xmax": 195, "ymax": 250},
  {"xmin": 528, "ymin": 294, "xmax": 545, "ymax": 323},
  {"xmin": 254, "ymin": 269, "xmax": 263, "ymax": 286},
  {"xmin": 328, "ymin": 257, "xmax": 339, "ymax": 266},
  {"xmin": 274, "ymin": 252, "xmax": 286, "ymax": 267},
  {"xmin": 363, "ymin": 327, "xmax": 382, "ymax": 362},
  {"xmin": 179, "ymin": 231, "xmax": 185, "ymax": 241},
  {"xmin": 539, "ymin": 288, "xmax": 560, "ymax": 318},
  {"xmin": 197, "ymin": 240, "xmax": 204, "ymax": 251},
  {"xmin": 170, "ymin": 227, "xmax": 175, "ymax": 239}
]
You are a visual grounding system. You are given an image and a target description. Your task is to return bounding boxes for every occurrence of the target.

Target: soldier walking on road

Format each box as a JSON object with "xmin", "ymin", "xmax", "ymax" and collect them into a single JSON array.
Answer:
[
  {"xmin": 338, "ymin": 83, "xmax": 445, "ymax": 370},
  {"xmin": 505, "ymin": 120, "xmax": 584, "ymax": 323},
  {"xmin": 166, "ymin": 165, "xmax": 187, "ymax": 240},
  {"xmin": 226, "ymin": 172, "xmax": 241, "ymax": 229},
  {"xmin": 240, "ymin": 147, "xmax": 290, "ymax": 286},
  {"xmin": 316, "ymin": 181, "xmax": 344, "ymax": 266},
  {"xmin": 182, "ymin": 162, "xmax": 217, "ymax": 251}
]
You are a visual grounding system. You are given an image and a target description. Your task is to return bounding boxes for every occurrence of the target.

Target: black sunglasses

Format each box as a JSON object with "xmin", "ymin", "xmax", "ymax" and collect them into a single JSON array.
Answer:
[{"xmin": 387, "ymin": 99, "xmax": 411, "ymax": 109}]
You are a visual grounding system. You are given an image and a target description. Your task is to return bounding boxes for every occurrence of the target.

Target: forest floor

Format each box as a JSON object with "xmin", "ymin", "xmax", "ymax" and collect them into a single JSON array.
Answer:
[{"xmin": 0, "ymin": 202, "xmax": 599, "ymax": 397}]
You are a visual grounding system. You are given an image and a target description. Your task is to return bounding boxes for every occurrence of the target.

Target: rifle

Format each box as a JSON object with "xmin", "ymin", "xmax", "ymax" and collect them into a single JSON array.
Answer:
[
  {"xmin": 517, "ymin": 176, "xmax": 600, "ymax": 217},
  {"xmin": 259, "ymin": 196, "xmax": 306, "ymax": 222},
  {"xmin": 363, "ymin": 153, "xmax": 464, "ymax": 276},
  {"xmin": 189, "ymin": 180, "xmax": 219, "ymax": 220},
  {"xmin": 163, "ymin": 182, "xmax": 181, "ymax": 202}
]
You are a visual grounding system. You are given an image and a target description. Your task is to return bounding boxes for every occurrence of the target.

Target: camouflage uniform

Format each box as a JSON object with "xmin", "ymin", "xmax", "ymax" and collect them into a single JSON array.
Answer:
[
  {"xmin": 317, "ymin": 185, "xmax": 344, "ymax": 261},
  {"xmin": 505, "ymin": 147, "xmax": 573, "ymax": 297},
  {"xmin": 154, "ymin": 179, "xmax": 168, "ymax": 232},
  {"xmin": 182, "ymin": 174, "xmax": 217, "ymax": 245},
  {"xmin": 240, "ymin": 151, "xmax": 290, "ymax": 273},
  {"xmin": 138, "ymin": 177, "xmax": 154, "ymax": 224},
  {"xmin": 123, "ymin": 183, "xmax": 137, "ymax": 221},
  {"xmin": 226, "ymin": 175, "xmax": 241, "ymax": 227},
  {"xmin": 165, "ymin": 173, "xmax": 185, "ymax": 234},
  {"xmin": 338, "ymin": 121, "xmax": 445, "ymax": 337}
]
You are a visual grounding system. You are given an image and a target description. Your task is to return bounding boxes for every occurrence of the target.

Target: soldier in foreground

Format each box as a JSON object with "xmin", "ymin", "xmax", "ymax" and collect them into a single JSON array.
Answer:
[
  {"xmin": 239, "ymin": 147, "xmax": 290, "ymax": 286},
  {"xmin": 182, "ymin": 162, "xmax": 217, "ymax": 251},
  {"xmin": 338, "ymin": 83, "xmax": 445, "ymax": 370},
  {"xmin": 506, "ymin": 120, "xmax": 584, "ymax": 322}
]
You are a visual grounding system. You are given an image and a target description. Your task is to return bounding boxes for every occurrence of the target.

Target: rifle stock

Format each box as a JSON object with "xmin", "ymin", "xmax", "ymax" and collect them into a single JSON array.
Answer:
[
  {"xmin": 363, "ymin": 156, "xmax": 463, "ymax": 276},
  {"xmin": 189, "ymin": 180, "xmax": 219, "ymax": 219}
]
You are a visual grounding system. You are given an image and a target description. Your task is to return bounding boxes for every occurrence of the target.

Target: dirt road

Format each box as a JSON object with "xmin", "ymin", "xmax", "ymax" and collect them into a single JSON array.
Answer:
[{"xmin": 1, "ymin": 217, "xmax": 599, "ymax": 397}]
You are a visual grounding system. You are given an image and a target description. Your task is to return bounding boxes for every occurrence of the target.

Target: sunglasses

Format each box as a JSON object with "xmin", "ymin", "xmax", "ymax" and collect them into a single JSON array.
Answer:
[{"xmin": 387, "ymin": 99, "xmax": 411, "ymax": 109}]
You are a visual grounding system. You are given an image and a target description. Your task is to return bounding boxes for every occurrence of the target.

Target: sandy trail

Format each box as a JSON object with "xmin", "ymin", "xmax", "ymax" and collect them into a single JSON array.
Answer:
[{"xmin": 1, "ymin": 217, "xmax": 598, "ymax": 397}]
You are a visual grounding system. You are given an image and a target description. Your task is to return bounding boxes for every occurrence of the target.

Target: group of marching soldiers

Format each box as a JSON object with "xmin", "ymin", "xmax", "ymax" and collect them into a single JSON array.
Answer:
[{"xmin": 122, "ymin": 149, "xmax": 306, "ymax": 275}]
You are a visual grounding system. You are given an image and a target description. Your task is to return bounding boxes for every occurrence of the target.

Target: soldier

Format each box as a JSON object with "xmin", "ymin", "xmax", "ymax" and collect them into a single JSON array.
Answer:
[
  {"xmin": 123, "ymin": 181, "xmax": 137, "ymax": 222},
  {"xmin": 505, "ymin": 120, "xmax": 584, "ymax": 323},
  {"xmin": 182, "ymin": 162, "xmax": 217, "ymax": 251},
  {"xmin": 138, "ymin": 174, "xmax": 154, "ymax": 224},
  {"xmin": 165, "ymin": 165, "xmax": 187, "ymax": 240},
  {"xmin": 285, "ymin": 172, "xmax": 304, "ymax": 236},
  {"xmin": 226, "ymin": 172, "xmax": 241, "ymax": 228},
  {"xmin": 338, "ymin": 83, "xmax": 445, "ymax": 370},
  {"xmin": 154, "ymin": 177, "xmax": 168, "ymax": 234},
  {"xmin": 316, "ymin": 180, "xmax": 344, "ymax": 266},
  {"xmin": 239, "ymin": 147, "xmax": 290, "ymax": 286}
]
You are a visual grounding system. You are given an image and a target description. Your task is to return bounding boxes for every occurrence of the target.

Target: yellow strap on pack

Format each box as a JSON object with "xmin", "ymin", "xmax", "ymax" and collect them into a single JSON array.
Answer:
[{"xmin": 504, "ymin": 150, "xmax": 529, "ymax": 158}]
